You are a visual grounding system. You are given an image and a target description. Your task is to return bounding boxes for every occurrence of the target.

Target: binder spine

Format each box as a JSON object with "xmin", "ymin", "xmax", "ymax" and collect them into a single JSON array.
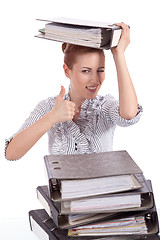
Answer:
[
  {"xmin": 29, "ymin": 209, "xmax": 160, "ymax": 240},
  {"xmin": 29, "ymin": 209, "xmax": 57, "ymax": 240},
  {"xmin": 44, "ymin": 155, "xmax": 61, "ymax": 185},
  {"xmin": 37, "ymin": 186, "xmax": 60, "ymax": 227}
]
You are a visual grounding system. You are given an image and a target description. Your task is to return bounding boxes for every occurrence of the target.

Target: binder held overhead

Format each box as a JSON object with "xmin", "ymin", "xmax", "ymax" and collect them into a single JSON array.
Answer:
[{"xmin": 36, "ymin": 17, "xmax": 122, "ymax": 49}]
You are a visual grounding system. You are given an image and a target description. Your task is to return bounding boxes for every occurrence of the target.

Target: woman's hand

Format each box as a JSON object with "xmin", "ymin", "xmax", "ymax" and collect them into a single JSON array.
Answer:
[
  {"xmin": 6, "ymin": 85, "xmax": 75, "ymax": 160},
  {"xmin": 111, "ymin": 22, "xmax": 130, "ymax": 55},
  {"xmin": 51, "ymin": 86, "xmax": 76, "ymax": 124}
]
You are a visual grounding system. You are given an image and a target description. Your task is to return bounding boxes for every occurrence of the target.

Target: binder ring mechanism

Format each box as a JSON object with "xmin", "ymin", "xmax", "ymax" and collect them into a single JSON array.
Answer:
[{"xmin": 146, "ymin": 213, "xmax": 152, "ymax": 220}]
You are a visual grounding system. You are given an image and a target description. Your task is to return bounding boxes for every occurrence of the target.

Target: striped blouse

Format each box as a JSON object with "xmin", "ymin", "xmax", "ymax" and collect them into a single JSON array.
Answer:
[{"xmin": 5, "ymin": 93, "xmax": 142, "ymax": 158}]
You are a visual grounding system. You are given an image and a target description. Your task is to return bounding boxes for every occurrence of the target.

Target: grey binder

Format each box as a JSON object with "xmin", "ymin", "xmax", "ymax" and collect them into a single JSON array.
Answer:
[
  {"xmin": 37, "ymin": 185, "xmax": 118, "ymax": 229},
  {"xmin": 36, "ymin": 17, "xmax": 122, "ymax": 50},
  {"xmin": 60, "ymin": 178, "xmax": 153, "ymax": 214},
  {"xmin": 44, "ymin": 150, "xmax": 144, "ymax": 202},
  {"xmin": 29, "ymin": 209, "xmax": 160, "ymax": 240},
  {"xmin": 36, "ymin": 180, "xmax": 154, "ymax": 229}
]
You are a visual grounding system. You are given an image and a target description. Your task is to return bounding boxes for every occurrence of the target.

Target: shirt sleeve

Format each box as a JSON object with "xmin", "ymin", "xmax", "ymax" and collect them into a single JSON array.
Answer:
[
  {"xmin": 5, "ymin": 97, "xmax": 54, "ymax": 160},
  {"xmin": 102, "ymin": 94, "xmax": 143, "ymax": 127}
]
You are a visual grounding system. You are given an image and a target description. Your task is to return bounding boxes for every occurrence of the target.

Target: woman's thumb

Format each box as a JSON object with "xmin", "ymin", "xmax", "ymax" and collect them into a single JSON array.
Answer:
[{"xmin": 58, "ymin": 85, "xmax": 65, "ymax": 99}]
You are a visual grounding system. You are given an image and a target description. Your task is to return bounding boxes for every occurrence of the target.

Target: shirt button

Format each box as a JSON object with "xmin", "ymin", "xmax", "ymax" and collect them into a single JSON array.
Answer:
[{"xmin": 75, "ymin": 143, "xmax": 77, "ymax": 150}]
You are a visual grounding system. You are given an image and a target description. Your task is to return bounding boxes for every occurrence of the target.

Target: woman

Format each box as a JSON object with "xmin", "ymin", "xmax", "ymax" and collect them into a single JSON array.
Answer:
[{"xmin": 5, "ymin": 22, "xmax": 142, "ymax": 160}]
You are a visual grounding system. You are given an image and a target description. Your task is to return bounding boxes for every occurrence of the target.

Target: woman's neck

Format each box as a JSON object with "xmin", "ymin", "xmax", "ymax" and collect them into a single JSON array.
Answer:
[
  {"xmin": 69, "ymin": 91, "xmax": 85, "ymax": 110},
  {"xmin": 69, "ymin": 91, "xmax": 85, "ymax": 123}
]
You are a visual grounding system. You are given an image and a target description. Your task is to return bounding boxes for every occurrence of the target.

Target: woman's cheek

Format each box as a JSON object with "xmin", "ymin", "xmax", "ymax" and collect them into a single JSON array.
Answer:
[{"xmin": 100, "ymin": 73, "xmax": 105, "ymax": 83}]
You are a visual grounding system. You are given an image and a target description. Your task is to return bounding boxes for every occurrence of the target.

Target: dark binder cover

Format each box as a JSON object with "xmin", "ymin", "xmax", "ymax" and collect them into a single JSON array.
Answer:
[
  {"xmin": 36, "ymin": 180, "xmax": 154, "ymax": 229},
  {"xmin": 29, "ymin": 209, "xmax": 160, "ymax": 240},
  {"xmin": 44, "ymin": 150, "xmax": 144, "ymax": 202},
  {"xmin": 35, "ymin": 17, "xmax": 122, "ymax": 50}
]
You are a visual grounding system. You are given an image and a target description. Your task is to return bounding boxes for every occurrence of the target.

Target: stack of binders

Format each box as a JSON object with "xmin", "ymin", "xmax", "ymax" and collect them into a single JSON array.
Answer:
[{"xmin": 29, "ymin": 150, "xmax": 160, "ymax": 240}]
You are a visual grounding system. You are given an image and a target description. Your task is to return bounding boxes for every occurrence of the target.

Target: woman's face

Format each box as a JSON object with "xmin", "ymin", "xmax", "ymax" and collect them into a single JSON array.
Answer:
[{"xmin": 65, "ymin": 51, "xmax": 105, "ymax": 103}]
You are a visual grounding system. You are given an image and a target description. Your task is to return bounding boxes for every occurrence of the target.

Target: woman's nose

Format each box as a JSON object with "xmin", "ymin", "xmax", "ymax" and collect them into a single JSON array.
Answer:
[{"xmin": 90, "ymin": 72, "xmax": 99, "ymax": 84}]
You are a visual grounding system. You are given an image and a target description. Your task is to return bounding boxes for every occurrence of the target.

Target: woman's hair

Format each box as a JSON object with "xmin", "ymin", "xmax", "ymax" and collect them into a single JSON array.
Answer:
[{"xmin": 62, "ymin": 43, "xmax": 104, "ymax": 69}]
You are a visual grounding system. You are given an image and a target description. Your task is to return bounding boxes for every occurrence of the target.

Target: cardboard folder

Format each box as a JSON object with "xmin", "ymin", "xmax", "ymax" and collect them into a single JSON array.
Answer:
[
  {"xmin": 36, "ymin": 180, "xmax": 154, "ymax": 229},
  {"xmin": 29, "ymin": 209, "xmax": 160, "ymax": 240},
  {"xmin": 44, "ymin": 150, "xmax": 144, "ymax": 202}
]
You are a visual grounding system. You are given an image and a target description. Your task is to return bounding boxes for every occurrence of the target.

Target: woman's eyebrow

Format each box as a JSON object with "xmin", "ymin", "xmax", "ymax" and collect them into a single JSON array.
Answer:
[
  {"xmin": 98, "ymin": 66, "xmax": 105, "ymax": 69},
  {"xmin": 81, "ymin": 67, "xmax": 92, "ymax": 70},
  {"xmin": 81, "ymin": 66, "xmax": 105, "ymax": 69}
]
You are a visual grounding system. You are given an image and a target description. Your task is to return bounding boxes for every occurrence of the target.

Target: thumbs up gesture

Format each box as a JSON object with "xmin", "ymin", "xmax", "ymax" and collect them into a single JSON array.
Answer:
[{"xmin": 51, "ymin": 86, "xmax": 76, "ymax": 124}]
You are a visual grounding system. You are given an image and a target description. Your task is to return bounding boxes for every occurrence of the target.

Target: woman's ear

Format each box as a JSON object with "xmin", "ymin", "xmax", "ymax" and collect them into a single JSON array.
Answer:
[{"xmin": 63, "ymin": 64, "xmax": 70, "ymax": 79}]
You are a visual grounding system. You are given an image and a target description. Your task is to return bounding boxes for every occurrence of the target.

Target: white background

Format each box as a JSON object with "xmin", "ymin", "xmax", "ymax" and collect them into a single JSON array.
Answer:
[{"xmin": 0, "ymin": 0, "xmax": 160, "ymax": 239}]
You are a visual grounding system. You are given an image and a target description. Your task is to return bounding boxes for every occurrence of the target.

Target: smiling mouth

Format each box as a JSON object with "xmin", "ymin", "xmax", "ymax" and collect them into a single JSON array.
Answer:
[{"xmin": 86, "ymin": 85, "xmax": 99, "ymax": 90}]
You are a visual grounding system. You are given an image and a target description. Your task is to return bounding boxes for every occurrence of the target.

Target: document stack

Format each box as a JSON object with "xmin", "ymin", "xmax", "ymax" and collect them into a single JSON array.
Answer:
[
  {"xmin": 29, "ymin": 150, "xmax": 160, "ymax": 240},
  {"xmin": 36, "ymin": 17, "xmax": 122, "ymax": 50}
]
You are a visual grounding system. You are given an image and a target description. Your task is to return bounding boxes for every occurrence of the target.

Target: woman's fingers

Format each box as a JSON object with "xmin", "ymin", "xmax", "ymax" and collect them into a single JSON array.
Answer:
[
  {"xmin": 57, "ymin": 85, "xmax": 66, "ymax": 100},
  {"xmin": 111, "ymin": 22, "xmax": 130, "ymax": 54},
  {"xmin": 54, "ymin": 88, "xmax": 76, "ymax": 123}
]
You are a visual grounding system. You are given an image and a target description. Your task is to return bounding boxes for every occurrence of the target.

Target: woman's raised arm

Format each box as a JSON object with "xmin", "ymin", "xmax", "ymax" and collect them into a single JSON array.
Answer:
[{"xmin": 111, "ymin": 22, "xmax": 138, "ymax": 120}]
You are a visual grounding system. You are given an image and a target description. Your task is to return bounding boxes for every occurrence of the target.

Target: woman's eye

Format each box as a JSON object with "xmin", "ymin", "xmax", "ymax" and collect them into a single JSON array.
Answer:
[
  {"xmin": 98, "ymin": 69, "xmax": 105, "ymax": 73},
  {"xmin": 82, "ymin": 70, "xmax": 90, "ymax": 73}
]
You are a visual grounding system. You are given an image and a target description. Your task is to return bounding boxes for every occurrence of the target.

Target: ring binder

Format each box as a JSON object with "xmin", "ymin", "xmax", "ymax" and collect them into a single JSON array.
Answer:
[
  {"xmin": 29, "ymin": 209, "xmax": 160, "ymax": 240},
  {"xmin": 29, "ymin": 150, "xmax": 160, "ymax": 239},
  {"xmin": 36, "ymin": 180, "xmax": 154, "ymax": 229},
  {"xmin": 44, "ymin": 151, "xmax": 144, "ymax": 202},
  {"xmin": 36, "ymin": 17, "xmax": 122, "ymax": 50},
  {"xmin": 68, "ymin": 206, "xmax": 159, "ymax": 236}
]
